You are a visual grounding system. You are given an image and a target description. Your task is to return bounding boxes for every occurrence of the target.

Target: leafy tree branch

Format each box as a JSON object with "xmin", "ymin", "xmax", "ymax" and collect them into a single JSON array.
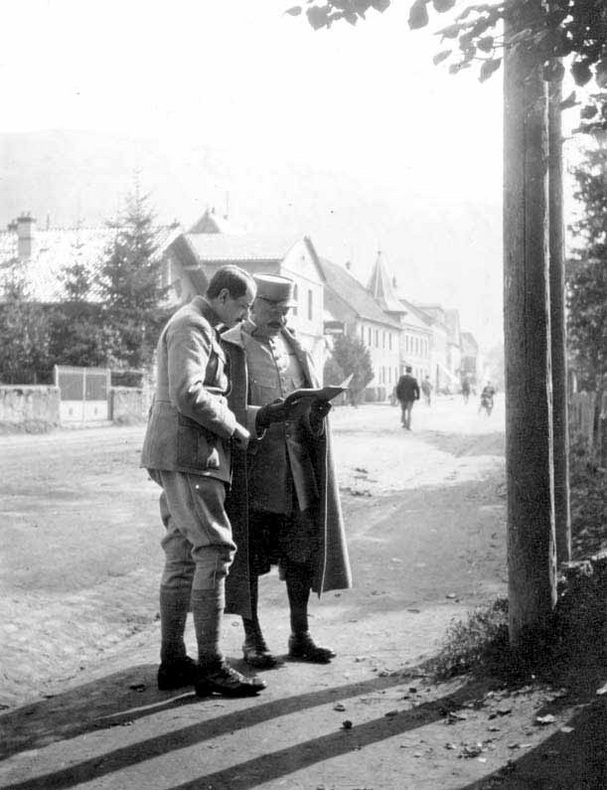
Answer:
[{"xmin": 288, "ymin": 0, "xmax": 607, "ymax": 128}]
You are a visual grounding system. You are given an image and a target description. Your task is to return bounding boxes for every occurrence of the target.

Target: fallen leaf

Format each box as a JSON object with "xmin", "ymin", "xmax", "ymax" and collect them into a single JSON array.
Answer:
[
  {"xmin": 461, "ymin": 742, "xmax": 483, "ymax": 758},
  {"xmin": 535, "ymin": 714, "xmax": 556, "ymax": 726}
]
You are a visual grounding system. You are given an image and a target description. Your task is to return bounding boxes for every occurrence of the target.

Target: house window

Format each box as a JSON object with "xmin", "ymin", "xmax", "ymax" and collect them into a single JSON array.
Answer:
[
  {"xmin": 382, "ymin": 331, "xmax": 386, "ymax": 349},
  {"xmin": 292, "ymin": 283, "xmax": 298, "ymax": 316},
  {"xmin": 389, "ymin": 333, "xmax": 392, "ymax": 351},
  {"xmin": 367, "ymin": 327, "xmax": 371, "ymax": 346},
  {"xmin": 375, "ymin": 329, "xmax": 379, "ymax": 347},
  {"xmin": 307, "ymin": 289, "xmax": 313, "ymax": 320}
]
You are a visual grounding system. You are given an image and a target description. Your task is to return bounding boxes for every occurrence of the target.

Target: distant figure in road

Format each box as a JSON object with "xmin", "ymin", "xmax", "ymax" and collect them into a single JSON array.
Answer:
[
  {"xmin": 395, "ymin": 366, "xmax": 420, "ymax": 430},
  {"xmin": 222, "ymin": 273, "xmax": 352, "ymax": 670},
  {"xmin": 421, "ymin": 375, "xmax": 433, "ymax": 407},
  {"xmin": 479, "ymin": 381, "xmax": 496, "ymax": 417},
  {"xmin": 462, "ymin": 377, "xmax": 471, "ymax": 405},
  {"xmin": 141, "ymin": 265, "xmax": 266, "ymax": 699}
]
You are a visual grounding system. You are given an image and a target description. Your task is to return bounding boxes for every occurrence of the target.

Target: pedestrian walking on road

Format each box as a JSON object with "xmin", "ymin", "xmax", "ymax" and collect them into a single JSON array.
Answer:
[
  {"xmin": 478, "ymin": 381, "xmax": 496, "ymax": 417},
  {"xmin": 462, "ymin": 376, "xmax": 471, "ymax": 404},
  {"xmin": 222, "ymin": 273, "xmax": 352, "ymax": 670},
  {"xmin": 395, "ymin": 366, "xmax": 420, "ymax": 430},
  {"xmin": 421, "ymin": 375, "xmax": 433, "ymax": 407},
  {"xmin": 141, "ymin": 265, "xmax": 267, "ymax": 698}
]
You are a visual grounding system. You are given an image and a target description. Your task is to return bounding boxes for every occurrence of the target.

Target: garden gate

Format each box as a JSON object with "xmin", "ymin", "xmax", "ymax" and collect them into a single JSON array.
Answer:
[{"xmin": 54, "ymin": 365, "xmax": 110, "ymax": 425}]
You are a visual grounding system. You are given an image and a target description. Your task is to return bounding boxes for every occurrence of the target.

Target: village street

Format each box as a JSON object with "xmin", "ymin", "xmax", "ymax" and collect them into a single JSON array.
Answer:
[{"xmin": 1, "ymin": 397, "xmax": 603, "ymax": 789}]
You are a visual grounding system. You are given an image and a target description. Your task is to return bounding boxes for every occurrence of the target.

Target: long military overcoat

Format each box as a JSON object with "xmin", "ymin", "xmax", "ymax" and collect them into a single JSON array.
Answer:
[{"xmin": 221, "ymin": 324, "xmax": 352, "ymax": 618}]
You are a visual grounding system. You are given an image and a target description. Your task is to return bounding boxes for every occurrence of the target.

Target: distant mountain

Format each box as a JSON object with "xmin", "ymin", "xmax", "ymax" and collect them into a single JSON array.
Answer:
[{"xmin": 0, "ymin": 129, "xmax": 503, "ymax": 346}]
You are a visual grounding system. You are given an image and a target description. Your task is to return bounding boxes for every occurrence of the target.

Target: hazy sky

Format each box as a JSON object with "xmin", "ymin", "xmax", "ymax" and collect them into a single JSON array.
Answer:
[{"xmin": 1, "ymin": 0, "xmax": 507, "ymax": 346}]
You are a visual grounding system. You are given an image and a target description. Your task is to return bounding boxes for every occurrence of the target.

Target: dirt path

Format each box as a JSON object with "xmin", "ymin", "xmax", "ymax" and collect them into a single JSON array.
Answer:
[
  {"xmin": 2, "ymin": 398, "xmax": 604, "ymax": 788},
  {"xmin": 0, "ymin": 399, "xmax": 505, "ymax": 707}
]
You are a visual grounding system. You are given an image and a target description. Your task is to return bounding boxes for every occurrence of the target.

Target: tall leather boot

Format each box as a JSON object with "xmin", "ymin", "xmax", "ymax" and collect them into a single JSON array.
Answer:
[
  {"xmin": 242, "ymin": 574, "xmax": 280, "ymax": 668},
  {"xmin": 286, "ymin": 563, "xmax": 336, "ymax": 663}
]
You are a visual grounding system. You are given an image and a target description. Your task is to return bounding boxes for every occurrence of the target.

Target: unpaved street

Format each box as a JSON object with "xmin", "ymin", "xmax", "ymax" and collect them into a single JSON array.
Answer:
[
  {"xmin": 0, "ymin": 398, "xmax": 506, "ymax": 709},
  {"xmin": 0, "ymin": 397, "xmax": 521, "ymax": 790}
]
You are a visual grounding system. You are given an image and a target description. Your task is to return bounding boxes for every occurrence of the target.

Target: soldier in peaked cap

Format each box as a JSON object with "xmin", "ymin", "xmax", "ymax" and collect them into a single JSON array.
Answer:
[{"xmin": 221, "ymin": 273, "xmax": 352, "ymax": 670}]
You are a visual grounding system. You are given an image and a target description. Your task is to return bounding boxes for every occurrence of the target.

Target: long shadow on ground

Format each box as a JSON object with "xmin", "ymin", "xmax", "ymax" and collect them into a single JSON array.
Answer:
[{"xmin": 0, "ymin": 671, "xmax": 491, "ymax": 790}]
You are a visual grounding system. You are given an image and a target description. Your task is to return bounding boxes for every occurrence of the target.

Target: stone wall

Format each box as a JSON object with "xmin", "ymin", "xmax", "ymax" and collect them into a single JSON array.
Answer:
[
  {"xmin": 0, "ymin": 385, "xmax": 151, "ymax": 432},
  {"xmin": 0, "ymin": 386, "xmax": 61, "ymax": 433},
  {"xmin": 109, "ymin": 387, "xmax": 152, "ymax": 425}
]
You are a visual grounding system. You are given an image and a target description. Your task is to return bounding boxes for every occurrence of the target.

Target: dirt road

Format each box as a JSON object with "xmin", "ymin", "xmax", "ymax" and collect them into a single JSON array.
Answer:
[
  {"xmin": 0, "ymin": 398, "xmax": 506, "ymax": 710},
  {"xmin": 15, "ymin": 397, "xmax": 601, "ymax": 789}
]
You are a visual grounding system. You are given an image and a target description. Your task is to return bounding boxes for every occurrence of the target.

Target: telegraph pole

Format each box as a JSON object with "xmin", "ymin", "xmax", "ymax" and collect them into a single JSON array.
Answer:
[
  {"xmin": 503, "ymin": 5, "xmax": 557, "ymax": 653},
  {"xmin": 549, "ymin": 76, "xmax": 571, "ymax": 566}
]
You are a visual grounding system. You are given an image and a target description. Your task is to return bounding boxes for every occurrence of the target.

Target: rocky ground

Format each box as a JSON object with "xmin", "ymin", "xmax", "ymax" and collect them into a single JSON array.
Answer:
[{"xmin": 0, "ymin": 398, "xmax": 605, "ymax": 789}]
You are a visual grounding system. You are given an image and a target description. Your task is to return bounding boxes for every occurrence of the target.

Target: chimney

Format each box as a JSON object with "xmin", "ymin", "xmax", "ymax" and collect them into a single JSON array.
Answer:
[{"xmin": 16, "ymin": 213, "xmax": 35, "ymax": 259}]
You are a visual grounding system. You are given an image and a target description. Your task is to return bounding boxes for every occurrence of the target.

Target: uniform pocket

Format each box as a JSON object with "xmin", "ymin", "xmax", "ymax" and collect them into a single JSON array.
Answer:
[{"xmin": 177, "ymin": 414, "xmax": 220, "ymax": 470}]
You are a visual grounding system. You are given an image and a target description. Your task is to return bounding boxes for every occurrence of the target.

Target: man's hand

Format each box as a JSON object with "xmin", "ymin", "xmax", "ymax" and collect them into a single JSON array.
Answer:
[
  {"xmin": 232, "ymin": 422, "xmax": 250, "ymax": 450},
  {"xmin": 255, "ymin": 399, "xmax": 287, "ymax": 432},
  {"xmin": 309, "ymin": 400, "xmax": 332, "ymax": 433}
]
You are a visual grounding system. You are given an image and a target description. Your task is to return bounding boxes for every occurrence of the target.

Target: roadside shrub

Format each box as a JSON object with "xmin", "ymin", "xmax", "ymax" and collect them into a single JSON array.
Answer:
[
  {"xmin": 569, "ymin": 433, "xmax": 607, "ymax": 559},
  {"xmin": 425, "ymin": 597, "xmax": 509, "ymax": 680}
]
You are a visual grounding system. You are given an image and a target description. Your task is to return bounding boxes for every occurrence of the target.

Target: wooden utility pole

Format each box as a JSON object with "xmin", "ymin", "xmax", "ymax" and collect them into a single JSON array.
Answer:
[
  {"xmin": 548, "ymin": 77, "xmax": 571, "ymax": 566},
  {"xmin": 503, "ymin": 9, "xmax": 557, "ymax": 653}
]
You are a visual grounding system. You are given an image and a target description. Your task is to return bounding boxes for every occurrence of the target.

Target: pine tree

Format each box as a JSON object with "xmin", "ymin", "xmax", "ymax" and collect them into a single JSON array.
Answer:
[
  {"xmin": 97, "ymin": 188, "xmax": 169, "ymax": 370},
  {"xmin": 328, "ymin": 333, "xmax": 374, "ymax": 405},
  {"xmin": 0, "ymin": 260, "xmax": 52, "ymax": 384}
]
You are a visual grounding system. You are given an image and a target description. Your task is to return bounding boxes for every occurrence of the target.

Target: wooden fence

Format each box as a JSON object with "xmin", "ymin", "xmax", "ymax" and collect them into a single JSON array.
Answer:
[{"xmin": 569, "ymin": 391, "xmax": 607, "ymax": 463}]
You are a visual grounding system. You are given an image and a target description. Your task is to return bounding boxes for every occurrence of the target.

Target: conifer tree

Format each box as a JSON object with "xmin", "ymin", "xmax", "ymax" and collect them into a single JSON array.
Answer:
[{"xmin": 97, "ymin": 188, "xmax": 169, "ymax": 370}]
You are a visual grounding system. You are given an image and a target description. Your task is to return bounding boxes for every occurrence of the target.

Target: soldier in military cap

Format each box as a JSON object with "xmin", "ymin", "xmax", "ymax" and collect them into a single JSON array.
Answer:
[{"xmin": 222, "ymin": 273, "xmax": 352, "ymax": 669}]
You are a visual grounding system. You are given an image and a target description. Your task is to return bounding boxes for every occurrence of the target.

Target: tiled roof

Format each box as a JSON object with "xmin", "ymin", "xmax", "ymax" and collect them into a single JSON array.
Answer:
[
  {"xmin": 318, "ymin": 258, "xmax": 401, "ymax": 328},
  {"xmin": 188, "ymin": 209, "xmax": 245, "ymax": 235},
  {"xmin": 398, "ymin": 296, "xmax": 434, "ymax": 329},
  {"xmin": 0, "ymin": 224, "xmax": 180, "ymax": 303},
  {"xmin": 367, "ymin": 251, "xmax": 407, "ymax": 313},
  {"xmin": 461, "ymin": 331, "xmax": 478, "ymax": 354},
  {"xmin": 185, "ymin": 232, "xmax": 301, "ymax": 264}
]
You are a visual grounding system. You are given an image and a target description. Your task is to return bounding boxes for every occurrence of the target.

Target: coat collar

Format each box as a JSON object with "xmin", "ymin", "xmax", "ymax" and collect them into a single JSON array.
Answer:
[
  {"xmin": 221, "ymin": 320, "xmax": 298, "ymax": 351},
  {"xmin": 191, "ymin": 295, "xmax": 222, "ymax": 329}
]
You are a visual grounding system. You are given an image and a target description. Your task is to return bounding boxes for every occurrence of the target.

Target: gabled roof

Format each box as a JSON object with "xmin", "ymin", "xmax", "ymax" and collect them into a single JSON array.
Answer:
[
  {"xmin": 367, "ymin": 250, "xmax": 407, "ymax": 314},
  {"xmin": 0, "ymin": 223, "xmax": 181, "ymax": 303},
  {"xmin": 414, "ymin": 302, "xmax": 448, "ymax": 331},
  {"xmin": 461, "ymin": 331, "xmax": 479, "ymax": 355},
  {"xmin": 189, "ymin": 208, "xmax": 244, "ymax": 235},
  {"xmin": 318, "ymin": 257, "xmax": 401, "ymax": 329},
  {"xmin": 396, "ymin": 295, "xmax": 434, "ymax": 332},
  {"xmin": 444, "ymin": 308, "xmax": 461, "ymax": 341},
  {"xmin": 184, "ymin": 232, "xmax": 304, "ymax": 264}
]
